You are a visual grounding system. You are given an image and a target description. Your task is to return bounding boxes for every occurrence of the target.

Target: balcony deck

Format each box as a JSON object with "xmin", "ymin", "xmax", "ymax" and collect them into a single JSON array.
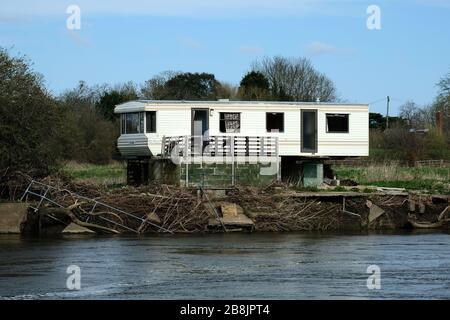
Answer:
[{"xmin": 161, "ymin": 135, "xmax": 279, "ymax": 161}]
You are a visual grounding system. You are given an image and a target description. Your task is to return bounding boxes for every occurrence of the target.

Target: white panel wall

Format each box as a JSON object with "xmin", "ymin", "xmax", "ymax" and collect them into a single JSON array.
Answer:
[
  {"xmin": 116, "ymin": 102, "xmax": 369, "ymax": 157},
  {"xmin": 206, "ymin": 106, "xmax": 368, "ymax": 157},
  {"xmin": 317, "ymin": 108, "xmax": 369, "ymax": 156},
  {"xmin": 138, "ymin": 108, "xmax": 192, "ymax": 155}
]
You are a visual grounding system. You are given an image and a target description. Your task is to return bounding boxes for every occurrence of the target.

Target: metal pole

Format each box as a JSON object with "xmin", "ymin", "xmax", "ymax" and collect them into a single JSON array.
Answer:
[
  {"xmin": 386, "ymin": 96, "xmax": 390, "ymax": 129},
  {"xmin": 231, "ymin": 136, "xmax": 235, "ymax": 186},
  {"xmin": 185, "ymin": 135, "xmax": 189, "ymax": 187},
  {"xmin": 276, "ymin": 137, "xmax": 281, "ymax": 181}
]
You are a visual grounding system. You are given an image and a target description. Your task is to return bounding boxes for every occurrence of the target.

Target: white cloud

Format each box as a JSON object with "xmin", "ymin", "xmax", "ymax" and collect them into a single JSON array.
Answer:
[
  {"xmin": 179, "ymin": 37, "xmax": 201, "ymax": 49},
  {"xmin": 239, "ymin": 45, "xmax": 263, "ymax": 55},
  {"xmin": 65, "ymin": 30, "xmax": 93, "ymax": 48},
  {"xmin": 416, "ymin": 0, "xmax": 450, "ymax": 8},
  {"xmin": 305, "ymin": 41, "xmax": 338, "ymax": 56},
  {"xmin": 304, "ymin": 41, "xmax": 355, "ymax": 57},
  {"xmin": 0, "ymin": 0, "xmax": 366, "ymax": 19},
  {"xmin": 9, "ymin": 0, "xmax": 446, "ymax": 22}
]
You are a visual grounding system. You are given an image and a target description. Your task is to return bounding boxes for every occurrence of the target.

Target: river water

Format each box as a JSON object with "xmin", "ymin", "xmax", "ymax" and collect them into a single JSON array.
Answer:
[{"xmin": 0, "ymin": 232, "xmax": 449, "ymax": 299}]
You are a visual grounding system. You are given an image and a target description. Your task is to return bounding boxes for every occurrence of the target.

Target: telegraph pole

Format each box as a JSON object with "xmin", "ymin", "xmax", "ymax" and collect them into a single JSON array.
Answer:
[{"xmin": 386, "ymin": 96, "xmax": 390, "ymax": 129}]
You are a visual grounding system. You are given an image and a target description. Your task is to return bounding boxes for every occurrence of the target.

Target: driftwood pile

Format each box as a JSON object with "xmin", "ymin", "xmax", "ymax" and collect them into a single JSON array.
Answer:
[
  {"xmin": 227, "ymin": 186, "xmax": 364, "ymax": 231},
  {"xmin": 3, "ymin": 171, "xmax": 211, "ymax": 234},
  {"xmin": 2, "ymin": 171, "xmax": 449, "ymax": 233},
  {"xmin": 99, "ymin": 185, "xmax": 210, "ymax": 233}
]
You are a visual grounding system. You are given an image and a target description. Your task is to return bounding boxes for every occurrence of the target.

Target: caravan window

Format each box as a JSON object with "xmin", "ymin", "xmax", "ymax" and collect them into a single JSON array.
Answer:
[
  {"xmin": 219, "ymin": 113, "xmax": 240, "ymax": 133},
  {"xmin": 146, "ymin": 111, "xmax": 156, "ymax": 133},
  {"xmin": 266, "ymin": 112, "xmax": 284, "ymax": 133},
  {"xmin": 121, "ymin": 112, "xmax": 144, "ymax": 134},
  {"xmin": 326, "ymin": 114, "xmax": 349, "ymax": 133}
]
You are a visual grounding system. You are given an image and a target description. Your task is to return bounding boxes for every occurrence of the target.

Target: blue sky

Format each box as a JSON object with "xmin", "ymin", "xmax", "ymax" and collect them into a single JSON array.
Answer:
[{"xmin": 1, "ymin": 0, "xmax": 449, "ymax": 114}]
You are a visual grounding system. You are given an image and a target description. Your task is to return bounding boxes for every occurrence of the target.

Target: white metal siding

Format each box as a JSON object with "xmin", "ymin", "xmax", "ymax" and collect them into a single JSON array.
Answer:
[
  {"xmin": 115, "ymin": 102, "xmax": 369, "ymax": 158},
  {"xmin": 117, "ymin": 134, "xmax": 151, "ymax": 157}
]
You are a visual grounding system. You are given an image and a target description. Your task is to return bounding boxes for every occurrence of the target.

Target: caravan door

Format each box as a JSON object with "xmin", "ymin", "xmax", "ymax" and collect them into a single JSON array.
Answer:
[
  {"xmin": 191, "ymin": 108, "xmax": 209, "ymax": 155},
  {"xmin": 301, "ymin": 110, "xmax": 317, "ymax": 153}
]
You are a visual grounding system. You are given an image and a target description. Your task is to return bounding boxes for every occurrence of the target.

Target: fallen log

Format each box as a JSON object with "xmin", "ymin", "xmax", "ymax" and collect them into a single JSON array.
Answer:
[
  {"xmin": 407, "ymin": 218, "xmax": 450, "ymax": 229},
  {"xmin": 39, "ymin": 207, "xmax": 120, "ymax": 234},
  {"xmin": 438, "ymin": 206, "xmax": 449, "ymax": 221}
]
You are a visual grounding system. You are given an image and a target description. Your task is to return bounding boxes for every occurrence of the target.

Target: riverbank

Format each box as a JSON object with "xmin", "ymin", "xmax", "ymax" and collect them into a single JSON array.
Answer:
[{"xmin": 1, "ymin": 172, "xmax": 449, "ymax": 235}]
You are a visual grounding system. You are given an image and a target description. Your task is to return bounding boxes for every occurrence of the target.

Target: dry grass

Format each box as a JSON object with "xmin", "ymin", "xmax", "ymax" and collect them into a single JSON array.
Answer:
[{"xmin": 334, "ymin": 162, "xmax": 450, "ymax": 193}]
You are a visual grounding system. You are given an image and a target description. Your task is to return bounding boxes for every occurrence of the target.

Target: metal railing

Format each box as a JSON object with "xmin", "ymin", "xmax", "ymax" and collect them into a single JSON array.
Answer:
[
  {"xmin": 21, "ymin": 180, "xmax": 173, "ymax": 234},
  {"xmin": 161, "ymin": 135, "xmax": 279, "ymax": 159}
]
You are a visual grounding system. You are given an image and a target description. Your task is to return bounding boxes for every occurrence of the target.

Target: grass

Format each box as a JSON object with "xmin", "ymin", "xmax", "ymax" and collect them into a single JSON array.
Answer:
[
  {"xmin": 62, "ymin": 161, "xmax": 450, "ymax": 194},
  {"xmin": 334, "ymin": 163, "xmax": 450, "ymax": 194},
  {"xmin": 62, "ymin": 161, "xmax": 126, "ymax": 186}
]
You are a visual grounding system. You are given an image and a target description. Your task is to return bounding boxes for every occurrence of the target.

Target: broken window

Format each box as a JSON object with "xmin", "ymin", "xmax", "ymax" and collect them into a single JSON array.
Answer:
[
  {"xmin": 326, "ymin": 114, "xmax": 349, "ymax": 133},
  {"xmin": 266, "ymin": 112, "xmax": 284, "ymax": 133},
  {"xmin": 121, "ymin": 112, "xmax": 144, "ymax": 134},
  {"xmin": 219, "ymin": 112, "xmax": 240, "ymax": 133},
  {"xmin": 146, "ymin": 111, "xmax": 156, "ymax": 133}
]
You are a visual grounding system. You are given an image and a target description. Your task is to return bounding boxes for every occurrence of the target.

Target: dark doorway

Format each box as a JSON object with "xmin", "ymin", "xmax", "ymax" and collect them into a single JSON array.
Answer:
[
  {"xmin": 191, "ymin": 108, "xmax": 209, "ymax": 137},
  {"xmin": 191, "ymin": 108, "xmax": 209, "ymax": 155},
  {"xmin": 301, "ymin": 110, "xmax": 317, "ymax": 153}
]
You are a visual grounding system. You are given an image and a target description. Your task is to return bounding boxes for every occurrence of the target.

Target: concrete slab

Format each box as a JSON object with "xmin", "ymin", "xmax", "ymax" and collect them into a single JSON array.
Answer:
[
  {"xmin": 209, "ymin": 213, "xmax": 255, "ymax": 229},
  {"xmin": 368, "ymin": 203, "xmax": 385, "ymax": 223},
  {"xmin": 62, "ymin": 222, "xmax": 95, "ymax": 234},
  {"xmin": 0, "ymin": 202, "xmax": 29, "ymax": 233}
]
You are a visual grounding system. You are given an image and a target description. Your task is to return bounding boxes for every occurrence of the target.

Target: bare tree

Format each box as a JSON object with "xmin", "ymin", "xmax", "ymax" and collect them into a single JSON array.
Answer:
[
  {"xmin": 140, "ymin": 71, "xmax": 180, "ymax": 99},
  {"xmin": 251, "ymin": 56, "xmax": 338, "ymax": 102},
  {"xmin": 434, "ymin": 69, "xmax": 450, "ymax": 132},
  {"xmin": 399, "ymin": 100, "xmax": 421, "ymax": 127},
  {"xmin": 216, "ymin": 81, "xmax": 238, "ymax": 100},
  {"xmin": 437, "ymin": 69, "xmax": 450, "ymax": 96}
]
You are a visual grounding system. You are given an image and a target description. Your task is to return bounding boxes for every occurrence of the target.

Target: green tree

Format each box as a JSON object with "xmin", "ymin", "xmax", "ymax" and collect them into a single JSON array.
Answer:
[
  {"xmin": 95, "ymin": 82, "xmax": 138, "ymax": 121},
  {"xmin": 140, "ymin": 71, "xmax": 179, "ymax": 100},
  {"xmin": 59, "ymin": 81, "xmax": 118, "ymax": 164},
  {"xmin": 163, "ymin": 72, "xmax": 221, "ymax": 100},
  {"xmin": 238, "ymin": 71, "xmax": 270, "ymax": 100},
  {"xmin": 0, "ymin": 49, "xmax": 69, "ymax": 175}
]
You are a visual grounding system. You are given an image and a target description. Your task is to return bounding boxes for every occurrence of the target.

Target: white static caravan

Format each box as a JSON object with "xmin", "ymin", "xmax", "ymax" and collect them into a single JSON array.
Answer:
[{"xmin": 114, "ymin": 100, "xmax": 369, "ymax": 186}]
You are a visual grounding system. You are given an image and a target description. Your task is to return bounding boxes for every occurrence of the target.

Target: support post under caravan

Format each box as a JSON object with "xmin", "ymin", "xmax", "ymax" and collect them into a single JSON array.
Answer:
[
  {"xmin": 185, "ymin": 135, "xmax": 189, "ymax": 187},
  {"xmin": 126, "ymin": 158, "xmax": 150, "ymax": 186},
  {"xmin": 231, "ymin": 136, "xmax": 235, "ymax": 186},
  {"xmin": 276, "ymin": 137, "xmax": 281, "ymax": 181}
]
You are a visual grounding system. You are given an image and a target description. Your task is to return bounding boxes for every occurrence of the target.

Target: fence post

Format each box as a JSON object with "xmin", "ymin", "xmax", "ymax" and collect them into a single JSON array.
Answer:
[
  {"xmin": 160, "ymin": 135, "xmax": 165, "ymax": 158},
  {"xmin": 185, "ymin": 136, "xmax": 189, "ymax": 187},
  {"xmin": 276, "ymin": 137, "xmax": 281, "ymax": 181},
  {"xmin": 231, "ymin": 136, "xmax": 235, "ymax": 186}
]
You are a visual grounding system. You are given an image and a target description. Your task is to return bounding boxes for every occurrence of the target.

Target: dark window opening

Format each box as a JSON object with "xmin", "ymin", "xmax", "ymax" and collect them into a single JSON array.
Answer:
[
  {"xmin": 326, "ymin": 114, "xmax": 349, "ymax": 133},
  {"xmin": 146, "ymin": 111, "xmax": 156, "ymax": 133},
  {"xmin": 266, "ymin": 112, "xmax": 284, "ymax": 133},
  {"xmin": 121, "ymin": 112, "xmax": 144, "ymax": 134},
  {"xmin": 219, "ymin": 112, "xmax": 240, "ymax": 133}
]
